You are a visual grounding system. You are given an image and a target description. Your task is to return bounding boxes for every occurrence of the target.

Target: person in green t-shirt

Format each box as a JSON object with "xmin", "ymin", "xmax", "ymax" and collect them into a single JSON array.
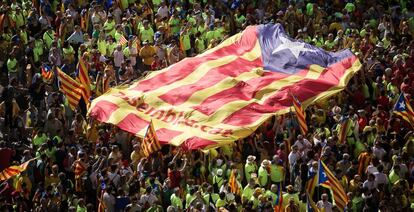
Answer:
[
  {"xmin": 103, "ymin": 15, "xmax": 116, "ymax": 38},
  {"xmin": 43, "ymin": 27, "xmax": 56, "ymax": 49},
  {"xmin": 34, "ymin": 37, "xmax": 44, "ymax": 64},
  {"xmin": 258, "ymin": 160, "xmax": 270, "ymax": 187},
  {"xmin": 97, "ymin": 33, "xmax": 107, "ymax": 56},
  {"xmin": 140, "ymin": 20, "xmax": 155, "ymax": 43},
  {"xmin": 324, "ymin": 33, "xmax": 336, "ymax": 50},
  {"xmin": 106, "ymin": 36, "xmax": 117, "ymax": 57},
  {"xmin": 345, "ymin": 2, "xmax": 356, "ymax": 13},
  {"xmin": 205, "ymin": 24, "xmax": 217, "ymax": 47},
  {"xmin": 114, "ymin": 25, "xmax": 125, "ymax": 43},
  {"xmin": 33, "ymin": 130, "xmax": 48, "ymax": 147},
  {"xmin": 195, "ymin": 32, "xmax": 205, "ymax": 54},
  {"xmin": 7, "ymin": 53, "xmax": 18, "ymax": 80},
  {"xmin": 169, "ymin": 13, "xmax": 181, "ymax": 35},
  {"xmin": 170, "ymin": 188, "xmax": 183, "ymax": 211},
  {"xmin": 215, "ymin": 192, "xmax": 227, "ymax": 208},
  {"xmin": 266, "ymin": 184, "xmax": 279, "ymax": 206},
  {"xmin": 389, "ymin": 165, "xmax": 401, "ymax": 184},
  {"xmin": 180, "ymin": 26, "xmax": 191, "ymax": 56},
  {"xmin": 242, "ymin": 179, "xmax": 256, "ymax": 203}
]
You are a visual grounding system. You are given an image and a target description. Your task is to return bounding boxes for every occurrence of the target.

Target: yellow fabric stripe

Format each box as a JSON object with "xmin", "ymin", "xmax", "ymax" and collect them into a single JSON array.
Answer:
[
  {"xmin": 142, "ymin": 40, "xmax": 261, "ymax": 100},
  {"xmin": 201, "ymin": 63, "xmax": 327, "ymax": 125},
  {"xmin": 140, "ymin": 30, "xmax": 244, "ymax": 81}
]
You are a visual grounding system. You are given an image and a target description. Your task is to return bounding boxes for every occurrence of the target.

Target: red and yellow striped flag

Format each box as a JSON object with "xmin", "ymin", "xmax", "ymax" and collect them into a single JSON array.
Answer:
[
  {"xmin": 291, "ymin": 93, "xmax": 308, "ymax": 135},
  {"xmin": 337, "ymin": 117, "xmax": 350, "ymax": 144},
  {"xmin": 89, "ymin": 24, "xmax": 361, "ymax": 150},
  {"xmin": 318, "ymin": 160, "xmax": 348, "ymax": 210},
  {"xmin": 77, "ymin": 58, "xmax": 91, "ymax": 105},
  {"xmin": 228, "ymin": 169, "xmax": 240, "ymax": 195},
  {"xmin": 142, "ymin": 120, "xmax": 161, "ymax": 157},
  {"xmin": 0, "ymin": 158, "xmax": 36, "ymax": 181},
  {"xmin": 118, "ymin": 34, "xmax": 128, "ymax": 46},
  {"xmin": 57, "ymin": 68, "xmax": 83, "ymax": 110},
  {"xmin": 97, "ymin": 190, "xmax": 106, "ymax": 212},
  {"xmin": 393, "ymin": 92, "xmax": 414, "ymax": 127}
]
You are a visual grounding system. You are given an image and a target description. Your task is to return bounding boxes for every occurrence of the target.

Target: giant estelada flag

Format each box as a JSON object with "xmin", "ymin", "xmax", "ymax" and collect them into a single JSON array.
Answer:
[{"xmin": 88, "ymin": 24, "xmax": 361, "ymax": 150}]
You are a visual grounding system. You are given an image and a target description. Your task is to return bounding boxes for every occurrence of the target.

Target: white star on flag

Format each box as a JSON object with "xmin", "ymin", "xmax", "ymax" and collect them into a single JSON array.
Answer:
[
  {"xmin": 272, "ymin": 36, "xmax": 315, "ymax": 59},
  {"xmin": 399, "ymin": 102, "xmax": 406, "ymax": 110},
  {"xmin": 399, "ymin": 102, "xmax": 405, "ymax": 109}
]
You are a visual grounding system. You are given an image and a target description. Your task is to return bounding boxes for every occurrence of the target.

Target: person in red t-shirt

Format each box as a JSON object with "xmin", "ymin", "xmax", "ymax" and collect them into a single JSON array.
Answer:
[
  {"xmin": 167, "ymin": 151, "xmax": 187, "ymax": 188},
  {"xmin": 357, "ymin": 109, "xmax": 368, "ymax": 132}
]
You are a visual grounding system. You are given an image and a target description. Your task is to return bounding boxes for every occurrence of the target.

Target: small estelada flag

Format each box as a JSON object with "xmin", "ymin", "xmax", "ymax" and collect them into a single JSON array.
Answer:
[{"xmin": 142, "ymin": 120, "xmax": 162, "ymax": 157}]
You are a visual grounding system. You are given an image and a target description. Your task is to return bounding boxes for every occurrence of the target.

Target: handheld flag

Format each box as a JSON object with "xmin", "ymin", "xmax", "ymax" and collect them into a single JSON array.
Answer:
[
  {"xmin": 118, "ymin": 34, "xmax": 128, "ymax": 46},
  {"xmin": 306, "ymin": 172, "xmax": 319, "ymax": 212},
  {"xmin": 273, "ymin": 182, "xmax": 283, "ymax": 211},
  {"xmin": 41, "ymin": 64, "xmax": 54, "ymax": 83},
  {"xmin": 393, "ymin": 92, "xmax": 414, "ymax": 127},
  {"xmin": 89, "ymin": 24, "xmax": 361, "ymax": 150},
  {"xmin": 77, "ymin": 58, "xmax": 91, "ymax": 106},
  {"xmin": 306, "ymin": 190, "xmax": 320, "ymax": 212},
  {"xmin": 57, "ymin": 68, "xmax": 83, "ymax": 110},
  {"xmin": 228, "ymin": 169, "xmax": 240, "ymax": 195},
  {"xmin": 0, "ymin": 158, "xmax": 36, "ymax": 181},
  {"xmin": 291, "ymin": 93, "xmax": 308, "ymax": 135},
  {"xmin": 97, "ymin": 182, "xmax": 106, "ymax": 212},
  {"xmin": 74, "ymin": 159, "xmax": 88, "ymax": 192},
  {"xmin": 318, "ymin": 160, "xmax": 348, "ymax": 210},
  {"xmin": 337, "ymin": 117, "xmax": 350, "ymax": 144},
  {"xmin": 142, "ymin": 120, "xmax": 161, "ymax": 157},
  {"xmin": 306, "ymin": 172, "xmax": 318, "ymax": 200}
]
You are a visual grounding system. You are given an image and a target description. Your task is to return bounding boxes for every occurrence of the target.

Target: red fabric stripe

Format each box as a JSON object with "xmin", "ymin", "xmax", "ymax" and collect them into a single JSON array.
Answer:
[
  {"xmin": 182, "ymin": 136, "xmax": 217, "ymax": 150},
  {"xmin": 294, "ymin": 106, "xmax": 306, "ymax": 120},
  {"xmin": 78, "ymin": 60, "xmax": 91, "ymax": 95},
  {"xmin": 5, "ymin": 167, "xmax": 21, "ymax": 174},
  {"xmin": 117, "ymin": 113, "xmax": 150, "ymax": 135},
  {"xmin": 158, "ymin": 57, "xmax": 262, "ymax": 105},
  {"xmin": 223, "ymin": 56, "xmax": 357, "ymax": 126},
  {"xmin": 61, "ymin": 88, "xmax": 81, "ymax": 104},
  {"xmin": 60, "ymin": 83, "xmax": 82, "ymax": 96},
  {"xmin": 59, "ymin": 72, "xmax": 82, "ymax": 88},
  {"xmin": 192, "ymin": 71, "xmax": 295, "ymax": 115},
  {"xmin": 131, "ymin": 27, "xmax": 258, "ymax": 92},
  {"xmin": 339, "ymin": 121, "xmax": 349, "ymax": 144},
  {"xmin": 155, "ymin": 128, "xmax": 183, "ymax": 144},
  {"xmin": 89, "ymin": 100, "xmax": 120, "ymax": 122}
]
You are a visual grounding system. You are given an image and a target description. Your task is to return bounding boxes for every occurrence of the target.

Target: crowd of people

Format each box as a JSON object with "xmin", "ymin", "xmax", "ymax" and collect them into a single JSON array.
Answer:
[{"xmin": 0, "ymin": 0, "xmax": 414, "ymax": 211}]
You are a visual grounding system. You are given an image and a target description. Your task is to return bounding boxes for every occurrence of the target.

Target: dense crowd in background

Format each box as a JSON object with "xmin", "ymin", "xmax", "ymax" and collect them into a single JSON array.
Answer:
[{"xmin": 0, "ymin": 0, "xmax": 414, "ymax": 211}]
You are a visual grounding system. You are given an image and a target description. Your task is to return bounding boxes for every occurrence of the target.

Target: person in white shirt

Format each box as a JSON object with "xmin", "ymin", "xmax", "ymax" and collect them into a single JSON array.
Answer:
[
  {"xmin": 107, "ymin": 164, "xmax": 121, "ymax": 187},
  {"xmin": 124, "ymin": 37, "xmax": 138, "ymax": 68},
  {"xmin": 372, "ymin": 142, "xmax": 386, "ymax": 160},
  {"xmin": 103, "ymin": 187, "xmax": 116, "ymax": 212},
  {"xmin": 316, "ymin": 194, "xmax": 333, "ymax": 212},
  {"xmin": 288, "ymin": 145, "xmax": 300, "ymax": 172},
  {"xmin": 316, "ymin": 193, "xmax": 333, "ymax": 212},
  {"xmin": 157, "ymin": 2, "xmax": 169, "ymax": 19},
  {"xmin": 113, "ymin": 44, "xmax": 124, "ymax": 69},
  {"xmin": 362, "ymin": 174, "xmax": 378, "ymax": 191},
  {"xmin": 293, "ymin": 135, "xmax": 312, "ymax": 155},
  {"xmin": 140, "ymin": 186, "xmax": 158, "ymax": 209},
  {"xmin": 374, "ymin": 165, "xmax": 388, "ymax": 186},
  {"xmin": 366, "ymin": 158, "xmax": 379, "ymax": 175},
  {"xmin": 125, "ymin": 196, "xmax": 142, "ymax": 212}
]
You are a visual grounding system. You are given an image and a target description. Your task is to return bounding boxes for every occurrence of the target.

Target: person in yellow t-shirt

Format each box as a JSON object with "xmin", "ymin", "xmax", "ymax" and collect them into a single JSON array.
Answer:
[
  {"xmin": 140, "ymin": 20, "xmax": 155, "ymax": 44},
  {"xmin": 103, "ymin": 15, "xmax": 116, "ymax": 38},
  {"xmin": 139, "ymin": 40, "xmax": 156, "ymax": 70}
]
